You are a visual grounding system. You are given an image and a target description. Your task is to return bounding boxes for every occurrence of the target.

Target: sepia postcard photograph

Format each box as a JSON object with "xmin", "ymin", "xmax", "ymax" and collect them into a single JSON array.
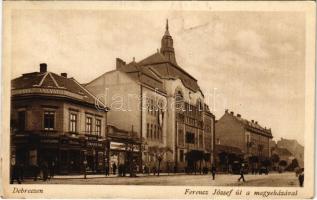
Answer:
[{"xmin": 1, "ymin": 1, "xmax": 316, "ymax": 199}]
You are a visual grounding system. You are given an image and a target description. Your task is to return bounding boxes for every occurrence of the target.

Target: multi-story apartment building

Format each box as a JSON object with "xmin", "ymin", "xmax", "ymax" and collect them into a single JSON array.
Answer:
[
  {"xmin": 11, "ymin": 63, "xmax": 108, "ymax": 175},
  {"xmin": 276, "ymin": 138, "xmax": 304, "ymax": 167},
  {"xmin": 86, "ymin": 20, "xmax": 215, "ymax": 172},
  {"xmin": 215, "ymin": 110, "xmax": 273, "ymax": 170}
]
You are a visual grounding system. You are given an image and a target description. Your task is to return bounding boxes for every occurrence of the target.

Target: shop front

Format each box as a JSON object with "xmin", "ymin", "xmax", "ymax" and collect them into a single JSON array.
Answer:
[
  {"xmin": 11, "ymin": 132, "xmax": 108, "ymax": 176},
  {"xmin": 85, "ymin": 134, "xmax": 107, "ymax": 173}
]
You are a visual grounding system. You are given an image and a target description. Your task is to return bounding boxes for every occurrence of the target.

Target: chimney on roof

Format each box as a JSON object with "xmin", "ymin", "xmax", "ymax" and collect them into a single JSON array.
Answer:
[
  {"xmin": 230, "ymin": 111, "xmax": 234, "ymax": 115},
  {"xmin": 237, "ymin": 114, "xmax": 241, "ymax": 118},
  {"xmin": 225, "ymin": 109, "xmax": 228, "ymax": 114},
  {"xmin": 40, "ymin": 63, "xmax": 47, "ymax": 73},
  {"xmin": 255, "ymin": 121, "xmax": 258, "ymax": 125},
  {"xmin": 61, "ymin": 73, "xmax": 67, "ymax": 78},
  {"xmin": 251, "ymin": 120, "xmax": 254, "ymax": 123},
  {"xmin": 133, "ymin": 57, "xmax": 135, "ymax": 62},
  {"xmin": 116, "ymin": 58, "xmax": 126, "ymax": 70}
]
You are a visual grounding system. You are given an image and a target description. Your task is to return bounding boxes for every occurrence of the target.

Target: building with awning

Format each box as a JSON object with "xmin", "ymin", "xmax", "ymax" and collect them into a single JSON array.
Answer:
[{"xmin": 107, "ymin": 125, "xmax": 142, "ymax": 174}]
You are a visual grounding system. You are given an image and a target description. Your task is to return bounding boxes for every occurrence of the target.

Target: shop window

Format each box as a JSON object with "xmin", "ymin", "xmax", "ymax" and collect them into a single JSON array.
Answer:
[
  {"xmin": 69, "ymin": 113, "xmax": 77, "ymax": 133},
  {"xmin": 44, "ymin": 111, "xmax": 55, "ymax": 130},
  {"xmin": 18, "ymin": 111, "xmax": 26, "ymax": 131},
  {"xmin": 86, "ymin": 117, "xmax": 92, "ymax": 134},
  {"xmin": 96, "ymin": 119, "xmax": 101, "ymax": 136}
]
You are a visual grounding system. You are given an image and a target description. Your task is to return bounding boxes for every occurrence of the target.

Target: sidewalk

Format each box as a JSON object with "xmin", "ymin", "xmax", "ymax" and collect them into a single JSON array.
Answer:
[
  {"xmin": 50, "ymin": 172, "xmax": 191, "ymax": 179},
  {"xmin": 25, "ymin": 171, "xmax": 284, "ymax": 180}
]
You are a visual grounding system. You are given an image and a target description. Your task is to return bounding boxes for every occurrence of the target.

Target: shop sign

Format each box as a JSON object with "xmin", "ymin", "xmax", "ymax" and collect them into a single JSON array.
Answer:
[
  {"xmin": 86, "ymin": 135, "xmax": 98, "ymax": 141},
  {"xmin": 110, "ymin": 142, "xmax": 126, "ymax": 150},
  {"xmin": 87, "ymin": 141, "xmax": 102, "ymax": 148}
]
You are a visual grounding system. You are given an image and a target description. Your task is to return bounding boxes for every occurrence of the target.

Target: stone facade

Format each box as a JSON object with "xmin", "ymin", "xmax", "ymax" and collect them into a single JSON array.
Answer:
[{"xmin": 86, "ymin": 21, "xmax": 215, "ymax": 172}]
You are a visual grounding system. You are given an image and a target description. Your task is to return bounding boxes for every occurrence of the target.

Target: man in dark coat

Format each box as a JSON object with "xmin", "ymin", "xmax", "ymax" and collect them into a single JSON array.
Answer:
[
  {"xmin": 211, "ymin": 165, "xmax": 216, "ymax": 180},
  {"xmin": 238, "ymin": 165, "xmax": 246, "ymax": 182},
  {"xmin": 10, "ymin": 162, "xmax": 21, "ymax": 184},
  {"xmin": 298, "ymin": 168, "xmax": 304, "ymax": 187},
  {"xmin": 105, "ymin": 164, "xmax": 109, "ymax": 176}
]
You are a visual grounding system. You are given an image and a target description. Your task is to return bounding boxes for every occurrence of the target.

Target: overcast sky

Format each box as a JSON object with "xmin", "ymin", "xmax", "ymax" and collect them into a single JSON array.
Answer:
[{"xmin": 10, "ymin": 9, "xmax": 305, "ymax": 145}]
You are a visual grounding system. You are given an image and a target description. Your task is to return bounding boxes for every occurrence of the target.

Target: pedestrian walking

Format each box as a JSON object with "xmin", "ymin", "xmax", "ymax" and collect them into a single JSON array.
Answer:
[
  {"xmin": 211, "ymin": 165, "xmax": 216, "ymax": 180},
  {"xmin": 152, "ymin": 166, "xmax": 157, "ymax": 176},
  {"xmin": 298, "ymin": 168, "xmax": 304, "ymax": 187},
  {"xmin": 112, "ymin": 163, "xmax": 117, "ymax": 175},
  {"xmin": 238, "ymin": 164, "xmax": 246, "ymax": 182},
  {"xmin": 105, "ymin": 164, "xmax": 109, "ymax": 176}
]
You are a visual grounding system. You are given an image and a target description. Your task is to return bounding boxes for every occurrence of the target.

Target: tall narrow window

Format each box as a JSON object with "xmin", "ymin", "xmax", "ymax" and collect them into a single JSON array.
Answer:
[
  {"xmin": 96, "ymin": 119, "xmax": 101, "ymax": 136},
  {"xmin": 146, "ymin": 123, "xmax": 149, "ymax": 138},
  {"xmin": 86, "ymin": 117, "xmax": 92, "ymax": 134},
  {"xmin": 147, "ymin": 99, "xmax": 150, "ymax": 113},
  {"xmin": 69, "ymin": 113, "xmax": 77, "ymax": 133},
  {"xmin": 44, "ymin": 111, "xmax": 55, "ymax": 130},
  {"xmin": 18, "ymin": 111, "xmax": 26, "ymax": 131},
  {"xmin": 150, "ymin": 99, "xmax": 154, "ymax": 115},
  {"xmin": 150, "ymin": 124, "xmax": 153, "ymax": 139},
  {"xmin": 154, "ymin": 125, "xmax": 157, "ymax": 139}
]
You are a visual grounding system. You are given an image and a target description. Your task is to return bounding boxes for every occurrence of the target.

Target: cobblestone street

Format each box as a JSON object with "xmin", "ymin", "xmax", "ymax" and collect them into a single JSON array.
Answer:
[{"xmin": 19, "ymin": 172, "xmax": 299, "ymax": 187}]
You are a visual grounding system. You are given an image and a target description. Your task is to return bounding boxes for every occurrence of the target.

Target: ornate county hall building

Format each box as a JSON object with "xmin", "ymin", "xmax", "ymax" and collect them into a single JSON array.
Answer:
[{"xmin": 86, "ymin": 21, "xmax": 215, "ymax": 172}]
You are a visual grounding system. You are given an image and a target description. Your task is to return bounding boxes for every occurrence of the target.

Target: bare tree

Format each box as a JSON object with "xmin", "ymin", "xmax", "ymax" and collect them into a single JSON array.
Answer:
[{"xmin": 148, "ymin": 146, "xmax": 173, "ymax": 176}]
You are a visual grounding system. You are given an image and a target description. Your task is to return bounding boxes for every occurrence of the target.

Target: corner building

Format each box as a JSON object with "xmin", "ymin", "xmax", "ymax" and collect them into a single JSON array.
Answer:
[
  {"xmin": 11, "ymin": 64, "xmax": 108, "ymax": 175},
  {"xmin": 86, "ymin": 21, "xmax": 215, "ymax": 172}
]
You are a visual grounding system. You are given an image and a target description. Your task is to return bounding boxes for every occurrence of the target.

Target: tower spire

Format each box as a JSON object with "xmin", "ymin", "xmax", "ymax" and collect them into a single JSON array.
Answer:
[
  {"xmin": 160, "ymin": 19, "xmax": 177, "ymax": 65},
  {"xmin": 164, "ymin": 19, "xmax": 170, "ymax": 36},
  {"xmin": 166, "ymin": 19, "xmax": 169, "ymax": 31}
]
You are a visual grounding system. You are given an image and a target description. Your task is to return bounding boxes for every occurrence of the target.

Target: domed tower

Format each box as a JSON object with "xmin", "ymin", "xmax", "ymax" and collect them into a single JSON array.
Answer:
[{"xmin": 160, "ymin": 19, "xmax": 177, "ymax": 65}]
